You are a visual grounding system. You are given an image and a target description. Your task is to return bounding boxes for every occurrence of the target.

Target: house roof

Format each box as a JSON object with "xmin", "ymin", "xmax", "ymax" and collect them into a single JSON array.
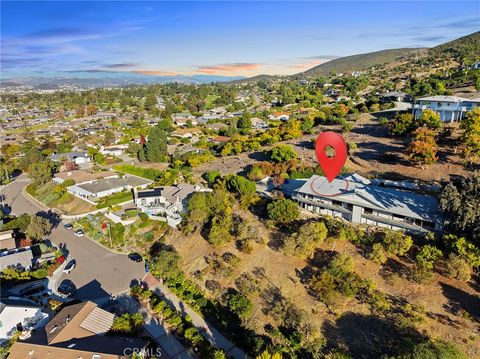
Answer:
[
  {"xmin": 72, "ymin": 175, "xmax": 151, "ymax": 195},
  {"xmin": 379, "ymin": 91, "xmax": 409, "ymax": 97},
  {"xmin": 0, "ymin": 248, "xmax": 34, "ymax": 271},
  {"xmin": 417, "ymin": 95, "xmax": 469, "ymax": 103},
  {"xmin": 295, "ymin": 175, "xmax": 440, "ymax": 222},
  {"xmin": 50, "ymin": 151, "xmax": 89, "ymax": 162},
  {"xmin": 0, "ymin": 298, "xmax": 40, "ymax": 313},
  {"xmin": 9, "ymin": 301, "xmax": 147, "ymax": 359},
  {"xmin": 54, "ymin": 170, "xmax": 116, "ymax": 184},
  {"xmin": 137, "ymin": 184, "xmax": 199, "ymax": 203}
]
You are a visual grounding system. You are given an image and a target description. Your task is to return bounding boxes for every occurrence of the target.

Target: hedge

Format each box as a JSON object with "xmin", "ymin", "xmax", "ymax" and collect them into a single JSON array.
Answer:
[
  {"xmin": 113, "ymin": 164, "xmax": 162, "ymax": 180},
  {"xmin": 96, "ymin": 191, "xmax": 133, "ymax": 209}
]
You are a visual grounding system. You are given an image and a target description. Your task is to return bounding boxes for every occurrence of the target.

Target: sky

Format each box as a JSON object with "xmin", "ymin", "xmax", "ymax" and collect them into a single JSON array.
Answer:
[{"xmin": 1, "ymin": 1, "xmax": 479, "ymax": 79}]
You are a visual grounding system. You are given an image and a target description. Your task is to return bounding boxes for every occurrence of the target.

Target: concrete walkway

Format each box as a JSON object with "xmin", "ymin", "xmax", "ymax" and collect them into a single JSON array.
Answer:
[
  {"xmin": 145, "ymin": 275, "xmax": 249, "ymax": 359},
  {"xmin": 115, "ymin": 292, "xmax": 196, "ymax": 359}
]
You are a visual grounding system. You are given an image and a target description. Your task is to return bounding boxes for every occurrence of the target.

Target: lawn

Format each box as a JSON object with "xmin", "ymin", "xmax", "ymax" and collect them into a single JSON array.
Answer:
[{"xmin": 206, "ymin": 95, "xmax": 220, "ymax": 110}]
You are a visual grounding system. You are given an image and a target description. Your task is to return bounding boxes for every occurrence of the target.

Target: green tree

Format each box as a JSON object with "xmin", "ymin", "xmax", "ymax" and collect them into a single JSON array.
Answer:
[
  {"xmin": 439, "ymin": 172, "xmax": 480, "ymax": 240},
  {"xmin": 267, "ymin": 199, "xmax": 300, "ymax": 224},
  {"xmin": 226, "ymin": 292, "xmax": 253, "ymax": 320},
  {"xmin": 146, "ymin": 125, "xmax": 168, "ymax": 162},
  {"xmin": 103, "ymin": 130, "xmax": 116, "ymax": 146},
  {"xmin": 417, "ymin": 109, "xmax": 442, "ymax": 130},
  {"xmin": 283, "ymin": 222, "xmax": 328, "ymax": 259},
  {"xmin": 416, "ymin": 245, "xmax": 442, "ymax": 270},
  {"xmin": 400, "ymin": 339, "xmax": 467, "ymax": 359},
  {"xmin": 27, "ymin": 215, "xmax": 53, "ymax": 241},
  {"xmin": 110, "ymin": 313, "xmax": 143, "ymax": 335},
  {"xmin": 270, "ymin": 144, "xmax": 298, "ymax": 163},
  {"xmin": 145, "ymin": 93, "xmax": 158, "ymax": 113},
  {"xmin": 28, "ymin": 161, "xmax": 52, "ymax": 186},
  {"xmin": 368, "ymin": 243, "xmax": 388, "ymax": 264},
  {"xmin": 237, "ymin": 111, "xmax": 252, "ymax": 135},
  {"xmin": 446, "ymin": 253, "xmax": 472, "ymax": 281},
  {"xmin": 460, "ymin": 108, "xmax": 480, "ymax": 164},
  {"xmin": 382, "ymin": 230, "xmax": 413, "ymax": 256},
  {"xmin": 225, "ymin": 175, "xmax": 256, "ymax": 197}
]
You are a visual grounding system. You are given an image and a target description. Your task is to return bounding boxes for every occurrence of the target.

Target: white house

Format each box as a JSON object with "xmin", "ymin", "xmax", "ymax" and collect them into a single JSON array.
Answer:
[
  {"xmin": 134, "ymin": 184, "xmax": 211, "ymax": 227},
  {"xmin": 100, "ymin": 145, "xmax": 127, "ymax": 157},
  {"xmin": 0, "ymin": 298, "xmax": 49, "ymax": 344},
  {"xmin": 67, "ymin": 175, "xmax": 152, "ymax": 203},
  {"xmin": 412, "ymin": 95, "xmax": 480, "ymax": 122},
  {"xmin": 251, "ymin": 117, "xmax": 269, "ymax": 130},
  {"xmin": 291, "ymin": 174, "xmax": 442, "ymax": 233},
  {"xmin": 0, "ymin": 247, "xmax": 35, "ymax": 271},
  {"xmin": 172, "ymin": 112, "xmax": 198, "ymax": 127},
  {"xmin": 50, "ymin": 151, "xmax": 90, "ymax": 165}
]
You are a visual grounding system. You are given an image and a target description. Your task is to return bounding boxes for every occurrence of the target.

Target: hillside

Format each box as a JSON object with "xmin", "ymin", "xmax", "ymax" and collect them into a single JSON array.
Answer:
[
  {"xmin": 299, "ymin": 48, "xmax": 423, "ymax": 77},
  {"xmin": 429, "ymin": 31, "xmax": 480, "ymax": 63}
]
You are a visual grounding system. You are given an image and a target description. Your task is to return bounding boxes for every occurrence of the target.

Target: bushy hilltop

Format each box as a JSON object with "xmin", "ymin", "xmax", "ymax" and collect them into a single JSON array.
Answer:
[{"xmin": 299, "ymin": 48, "xmax": 423, "ymax": 78}]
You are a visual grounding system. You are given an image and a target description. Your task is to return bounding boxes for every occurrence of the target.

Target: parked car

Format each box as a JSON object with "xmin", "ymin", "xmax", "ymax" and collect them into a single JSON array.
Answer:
[
  {"xmin": 128, "ymin": 253, "xmax": 143, "ymax": 262},
  {"xmin": 64, "ymin": 223, "xmax": 73, "ymax": 230},
  {"xmin": 18, "ymin": 281, "xmax": 46, "ymax": 296},
  {"xmin": 74, "ymin": 229, "xmax": 84, "ymax": 237},
  {"xmin": 57, "ymin": 279, "xmax": 76, "ymax": 298},
  {"xmin": 144, "ymin": 260, "xmax": 150, "ymax": 273},
  {"xmin": 63, "ymin": 259, "xmax": 76, "ymax": 274}
]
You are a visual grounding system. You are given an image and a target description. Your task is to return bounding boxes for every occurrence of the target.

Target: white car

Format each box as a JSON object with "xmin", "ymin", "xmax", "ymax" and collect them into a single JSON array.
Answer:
[
  {"xmin": 74, "ymin": 229, "xmax": 84, "ymax": 237},
  {"xmin": 62, "ymin": 259, "xmax": 76, "ymax": 274}
]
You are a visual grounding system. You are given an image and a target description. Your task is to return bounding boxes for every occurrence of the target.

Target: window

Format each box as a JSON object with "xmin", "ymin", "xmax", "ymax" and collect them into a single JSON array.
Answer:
[{"xmin": 364, "ymin": 208, "xmax": 373, "ymax": 214}]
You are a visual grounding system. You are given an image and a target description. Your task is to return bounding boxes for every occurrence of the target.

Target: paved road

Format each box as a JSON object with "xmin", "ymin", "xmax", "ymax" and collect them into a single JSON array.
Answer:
[
  {"xmin": 148, "ymin": 276, "xmax": 248, "ymax": 359},
  {"xmin": 1, "ymin": 175, "xmax": 145, "ymax": 300}
]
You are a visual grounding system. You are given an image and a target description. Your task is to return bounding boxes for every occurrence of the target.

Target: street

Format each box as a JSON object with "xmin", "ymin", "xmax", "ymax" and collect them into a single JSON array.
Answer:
[{"xmin": 1, "ymin": 175, "xmax": 145, "ymax": 300}]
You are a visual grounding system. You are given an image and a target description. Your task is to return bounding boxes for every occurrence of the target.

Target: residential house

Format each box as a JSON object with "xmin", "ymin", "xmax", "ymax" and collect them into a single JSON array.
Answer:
[
  {"xmin": 8, "ymin": 301, "xmax": 147, "ymax": 359},
  {"xmin": 0, "ymin": 247, "xmax": 35, "ymax": 271},
  {"xmin": 50, "ymin": 151, "xmax": 90, "ymax": 165},
  {"xmin": 172, "ymin": 112, "xmax": 197, "ymax": 127},
  {"xmin": 290, "ymin": 174, "xmax": 442, "ymax": 233},
  {"xmin": 53, "ymin": 170, "xmax": 117, "ymax": 185},
  {"xmin": 134, "ymin": 184, "xmax": 211, "ymax": 227},
  {"xmin": 0, "ymin": 230, "xmax": 16, "ymax": 251},
  {"xmin": 379, "ymin": 91, "xmax": 412, "ymax": 103},
  {"xmin": 0, "ymin": 298, "xmax": 49, "ymax": 344},
  {"xmin": 172, "ymin": 127, "xmax": 202, "ymax": 139},
  {"xmin": 100, "ymin": 145, "xmax": 127, "ymax": 157},
  {"xmin": 251, "ymin": 117, "xmax": 269, "ymax": 130},
  {"xmin": 413, "ymin": 95, "xmax": 480, "ymax": 122},
  {"xmin": 67, "ymin": 175, "xmax": 152, "ymax": 203},
  {"xmin": 209, "ymin": 135, "xmax": 230, "ymax": 145},
  {"xmin": 269, "ymin": 112, "xmax": 290, "ymax": 121}
]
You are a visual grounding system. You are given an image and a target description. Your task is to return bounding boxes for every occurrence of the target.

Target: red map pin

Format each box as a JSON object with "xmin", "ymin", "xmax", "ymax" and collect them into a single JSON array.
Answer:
[{"xmin": 315, "ymin": 131, "xmax": 347, "ymax": 183}]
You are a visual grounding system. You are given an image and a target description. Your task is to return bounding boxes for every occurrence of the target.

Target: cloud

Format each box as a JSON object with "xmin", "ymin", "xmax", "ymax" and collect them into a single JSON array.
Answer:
[
  {"xmin": 287, "ymin": 59, "xmax": 331, "ymax": 70},
  {"xmin": 196, "ymin": 63, "xmax": 262, "ymax": 74},
  {"xmin": 302, "ymin": 55, "xmax": 339, "ymax": 60},
  {"xmin": 131, "ymin": 70, "xmax": 177, "ymax": 76},
  {"xmin": 105, "ymin": 63, "xmax": 138, "ymax": 69}
]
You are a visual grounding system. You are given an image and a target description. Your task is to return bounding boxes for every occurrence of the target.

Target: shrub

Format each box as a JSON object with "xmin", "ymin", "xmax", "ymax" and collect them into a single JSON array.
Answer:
[
  {"xmin": 446, "ymin": 253, "xmax": 472, "ymax": 281},
  {"xmin": 267, "ymin": 199, "xmax": 300, "ymax": 224},
  {"xmin": 368, "ymin": 243, "xmax": 388, "ymax": 264},
  {"xmin": 382, "ymin": 230, "xmax": 412, "ymax": 256},
  {"xmin": 226, "ymin": 292, "xmax": 253, "ymax": 320}
]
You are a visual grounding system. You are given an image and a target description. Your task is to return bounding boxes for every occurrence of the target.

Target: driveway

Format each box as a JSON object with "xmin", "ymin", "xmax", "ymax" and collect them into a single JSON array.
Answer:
[{"xmin": 1, "ymin": 175, "xmax": 145, "ymax": 300}]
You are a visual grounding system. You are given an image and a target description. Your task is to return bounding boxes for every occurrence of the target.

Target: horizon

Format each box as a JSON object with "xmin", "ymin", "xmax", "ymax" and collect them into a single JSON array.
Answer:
[{"xmin": 1, "ymin": 1, "xmax": 479, "ymax": 80}]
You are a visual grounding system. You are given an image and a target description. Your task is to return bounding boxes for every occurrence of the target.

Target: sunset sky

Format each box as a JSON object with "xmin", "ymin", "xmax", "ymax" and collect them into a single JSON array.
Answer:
[{"xmin": 1, "ymin": 1, "xmax": 479, "ymax": 79}]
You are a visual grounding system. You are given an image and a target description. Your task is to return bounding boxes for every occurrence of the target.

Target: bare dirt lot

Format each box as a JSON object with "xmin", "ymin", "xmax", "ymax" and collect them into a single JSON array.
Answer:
[{"xmin": 166, "ymin": 208, "xmax": 480, "ymax": 358}]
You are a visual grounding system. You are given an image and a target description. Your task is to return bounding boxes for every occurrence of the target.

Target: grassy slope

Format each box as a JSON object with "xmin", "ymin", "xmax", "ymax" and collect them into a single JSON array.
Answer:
[{"xmin": 300, "ymin": 48, "xmax": 422, "ymax": 77}]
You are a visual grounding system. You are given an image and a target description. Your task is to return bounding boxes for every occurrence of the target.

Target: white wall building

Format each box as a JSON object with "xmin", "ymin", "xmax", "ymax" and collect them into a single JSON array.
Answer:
[
  {"xmin": 412, "ymin": 95, "xmax": 480, "ymax": 122},
  {"xmin": 0, "ymin": 298, "xmax": 48, "ymax": 344},
  {"xmin": 291, "ymin": 174, "xmax": 442, "ymax": 233},
  {"xmin": 134, "ymin": 184, "xmax": 211, "ymax": 227}
]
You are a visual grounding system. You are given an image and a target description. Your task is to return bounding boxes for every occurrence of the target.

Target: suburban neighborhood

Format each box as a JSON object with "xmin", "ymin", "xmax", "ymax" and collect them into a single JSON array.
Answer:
[{"xmin": 1, "ymin": 2, "xmax": 479, "ymax": 359}]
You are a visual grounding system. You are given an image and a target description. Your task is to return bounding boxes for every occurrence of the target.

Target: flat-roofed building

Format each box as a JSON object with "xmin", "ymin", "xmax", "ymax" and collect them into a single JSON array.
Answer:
[
  {"xmin": 291, "ymin": 174, "xmax": 442, "ymax": 233},
  {"xmin": 413, "ymin": 95, "xmax": 480, "ymax": 122},
  {"xmin": 67, "ymin": 175, "xmax": 152, "ymax": 202}
]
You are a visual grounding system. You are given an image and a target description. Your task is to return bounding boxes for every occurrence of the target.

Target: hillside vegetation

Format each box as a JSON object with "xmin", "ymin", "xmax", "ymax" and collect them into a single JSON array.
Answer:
[{"xmin": 299, "ymin": 48, "xmax": 423, "ymax": 77}]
